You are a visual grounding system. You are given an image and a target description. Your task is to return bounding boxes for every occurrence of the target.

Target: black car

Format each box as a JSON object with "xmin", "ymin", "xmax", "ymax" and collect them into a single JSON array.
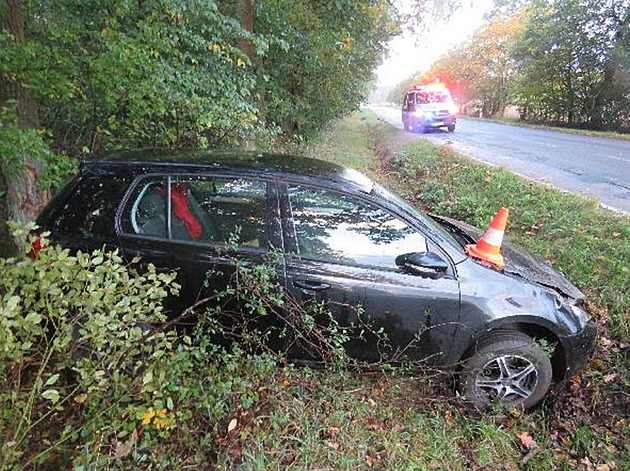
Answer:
[{"xmin": 36, "ymin": 150, "xmax": 596, "ymax": 408}]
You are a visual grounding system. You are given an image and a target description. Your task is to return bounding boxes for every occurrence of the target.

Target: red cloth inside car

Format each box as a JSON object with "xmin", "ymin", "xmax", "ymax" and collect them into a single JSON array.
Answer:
[{"xmin": 157, "ymin": 183, "xmax": 203, "ymax": 240}]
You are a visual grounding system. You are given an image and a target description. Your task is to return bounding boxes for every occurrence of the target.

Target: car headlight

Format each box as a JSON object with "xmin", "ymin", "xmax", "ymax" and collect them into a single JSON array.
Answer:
[{"xmin": 413, "ymin": 110, "xmax": 427, "ymax": 118}]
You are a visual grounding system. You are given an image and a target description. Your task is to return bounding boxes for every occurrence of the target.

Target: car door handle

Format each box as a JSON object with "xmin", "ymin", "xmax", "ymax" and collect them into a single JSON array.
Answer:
[{"xmin": 293, "ymin": 280, "xmax": 331, "ymax": 292}]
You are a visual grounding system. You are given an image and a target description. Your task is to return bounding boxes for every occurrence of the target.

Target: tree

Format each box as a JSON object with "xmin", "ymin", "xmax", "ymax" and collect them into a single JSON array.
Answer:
[
  {"xmin": 255, "ymin": 0, "xmax": 398, "ymax": 136},
  {"xmin": 0, "ymin": 0, "xmax": 50, "ymax": 233},
  {"xmin": 512, "ymin": 0, "xmax": 630, "ymax": 129}
]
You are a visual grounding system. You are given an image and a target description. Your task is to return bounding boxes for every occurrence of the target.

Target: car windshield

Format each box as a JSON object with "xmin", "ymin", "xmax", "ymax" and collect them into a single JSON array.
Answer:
[
  {"xmin": 416, "ymin": 91, "xmax": 450, "ymax": 104},
  {"xmin": 375, "ymin": 184, "xmax": 463, "ymax": 249}
]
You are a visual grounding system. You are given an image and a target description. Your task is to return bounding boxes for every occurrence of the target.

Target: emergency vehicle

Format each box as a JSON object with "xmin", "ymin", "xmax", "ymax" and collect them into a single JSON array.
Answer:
[{"xmin": 401, "ymin": 83, "xmax": 458, "ymax": 133}]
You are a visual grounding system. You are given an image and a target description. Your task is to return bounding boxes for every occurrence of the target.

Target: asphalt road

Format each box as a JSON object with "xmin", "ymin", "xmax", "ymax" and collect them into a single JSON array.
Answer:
[{"xmin": 368, "ymin": 106, "xmax": 630, "ymax": 214}]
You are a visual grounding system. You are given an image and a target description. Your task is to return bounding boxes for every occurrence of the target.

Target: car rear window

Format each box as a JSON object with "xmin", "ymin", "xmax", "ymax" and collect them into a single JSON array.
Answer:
[{"xmin": 46, "ymin": 173, "xmax": 131, "ymax": 241}]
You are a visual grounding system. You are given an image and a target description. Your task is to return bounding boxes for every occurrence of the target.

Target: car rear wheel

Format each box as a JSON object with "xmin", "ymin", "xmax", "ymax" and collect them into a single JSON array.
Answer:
[{"xmin": 459, "ymin": 331, "xmax": 553, "ymax": 409}]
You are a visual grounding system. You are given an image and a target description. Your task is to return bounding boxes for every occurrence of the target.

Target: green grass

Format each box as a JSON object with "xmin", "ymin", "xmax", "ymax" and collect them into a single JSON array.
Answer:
[{"xmin": 466, "ymin": 115, "xmax": 630, "ymax": 141}]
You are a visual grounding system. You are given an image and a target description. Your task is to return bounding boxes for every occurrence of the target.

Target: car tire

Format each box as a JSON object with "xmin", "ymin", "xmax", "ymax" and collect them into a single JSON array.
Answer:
[
  {"xmin": 458, "ymin": 330, "xmax": 553, "ymax": 409},
  {"xmin": 447, "ymin": 124, "xmax": 455, "ymax": 132}
]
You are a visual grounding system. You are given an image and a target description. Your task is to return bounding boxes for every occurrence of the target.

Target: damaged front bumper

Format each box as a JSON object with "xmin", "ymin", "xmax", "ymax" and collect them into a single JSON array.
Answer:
[{"xmin": 559, "ymin": 319, "xmax": 597, "ymax": 378}]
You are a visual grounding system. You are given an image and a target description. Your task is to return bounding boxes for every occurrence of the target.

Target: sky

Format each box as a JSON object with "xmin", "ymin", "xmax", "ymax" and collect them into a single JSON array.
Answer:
[{"xmin": 376, "ymin": 0, "xmax": 495, "ymax": 87}]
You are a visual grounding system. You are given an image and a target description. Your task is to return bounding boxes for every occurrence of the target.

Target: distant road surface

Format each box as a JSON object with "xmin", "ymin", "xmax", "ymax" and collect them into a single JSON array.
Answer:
[{"xmin": 368, "ymin": 105, "xmax": 630, "ymax": 214}]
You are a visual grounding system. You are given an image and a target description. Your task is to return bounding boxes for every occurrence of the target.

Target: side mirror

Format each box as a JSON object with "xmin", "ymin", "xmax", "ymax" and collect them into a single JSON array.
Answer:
[{"xmin": 395, "ymin": 252, "xmax": 449, "ymax": 276}]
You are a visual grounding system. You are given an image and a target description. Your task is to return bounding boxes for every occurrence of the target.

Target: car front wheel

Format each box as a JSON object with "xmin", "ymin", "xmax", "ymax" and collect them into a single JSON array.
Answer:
[
  {"xmin": 459, "ymin": 331, "xmax": 553, "ymax": 409},
  {"xmin": 447, "ymin": 124, "xmax": 455, "ymax": 132}
]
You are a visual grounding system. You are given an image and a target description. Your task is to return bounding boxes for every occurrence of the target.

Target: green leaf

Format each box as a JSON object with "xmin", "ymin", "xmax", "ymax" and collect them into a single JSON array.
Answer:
[
  {"xmin": 45, "ymin": 374, "xmax": 60, "ymax": 386},
  {"xmin": 42, "ymin": 389, "xmax": 60, "ymax": 403}
]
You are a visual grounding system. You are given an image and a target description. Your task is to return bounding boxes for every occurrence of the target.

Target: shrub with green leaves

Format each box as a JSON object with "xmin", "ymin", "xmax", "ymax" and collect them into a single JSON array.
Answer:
[{"xmin": 0, "ymin": 226, "xmax": 180, "ymax": 467}]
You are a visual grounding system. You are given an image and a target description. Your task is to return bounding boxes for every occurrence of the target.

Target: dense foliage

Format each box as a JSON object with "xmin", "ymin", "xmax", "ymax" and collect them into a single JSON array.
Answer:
[
  {"xmin": 391, "ymin": 0, "xmax": 630, "ymax": 131},
  {"xmin": 0, "ymin": 228, "xmax": 287, "ymax": 469},
  {"xmin": 255, "ymin": 0, "xmax": 396, "ymax": 136},
  {"xmin": 0, "ymin": 0, "xmax": 397, "ymax": 156},
  {"xmin": 513, "ymin": 0, "xmax": 630, "ymax": 129}
]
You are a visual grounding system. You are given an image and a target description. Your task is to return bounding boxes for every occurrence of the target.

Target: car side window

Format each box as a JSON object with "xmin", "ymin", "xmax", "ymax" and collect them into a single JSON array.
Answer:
[
  {"xmin": 287, "ymin": 185, "xmax": 428, "ymax": 268},
  {"xmin": 170, "ymin": 176, "xmax": 268, "ymax": 250},
  {"xmin": 122, "ymin": 176, "xmax": 269, "ymax": 251},
  {"xmin": 51, "ymin": 174, "xmax": 132, "ymax": 240}
]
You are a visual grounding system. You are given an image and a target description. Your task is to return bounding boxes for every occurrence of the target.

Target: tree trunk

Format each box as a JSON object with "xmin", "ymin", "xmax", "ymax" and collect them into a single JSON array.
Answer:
[
  {"xmin": 235, "ymin": 0, "xmax": 254, "ymax": 61},
  {"xmin": 0, "ymin": 0, "xmax": 50, "ymax": 236}
]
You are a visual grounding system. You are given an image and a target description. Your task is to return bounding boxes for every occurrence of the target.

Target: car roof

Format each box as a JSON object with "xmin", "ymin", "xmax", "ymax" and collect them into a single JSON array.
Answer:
[{"xmin": 83, "ymin": 149, "xmax": 374, "ymax": 193}]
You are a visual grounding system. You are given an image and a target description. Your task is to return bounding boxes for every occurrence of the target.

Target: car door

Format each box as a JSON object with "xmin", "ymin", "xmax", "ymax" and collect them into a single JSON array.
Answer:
[
  {"xmin": 117, "ymin": 172, "xmax": 286, "ymax": 350},
  {"xmin": 279, "ymin": 182, "xmax": 461, "ymax": 365}
]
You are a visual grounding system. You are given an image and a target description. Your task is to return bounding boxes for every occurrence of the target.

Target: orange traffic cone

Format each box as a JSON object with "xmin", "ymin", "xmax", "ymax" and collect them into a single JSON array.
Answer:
[{"xmin": 465, "ymin": 207, "xmax": 509, "ymax": 268}]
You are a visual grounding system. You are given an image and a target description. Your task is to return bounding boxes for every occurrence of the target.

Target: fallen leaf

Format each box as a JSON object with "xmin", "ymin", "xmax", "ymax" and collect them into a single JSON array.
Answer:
[
  {"xmin": 603, "ymin": 374, "xmax": 617, "ymax": 383},
  {"xmin": 326, "ymin": 440, "xmax": 339, "ymax": 450},
  {"xmin": 74, "ymin": 393, "xmax": 88, "ymax": 404},
  {"xmin": 227, "ymin": 418, "xmax": 238, "ymax": 433},
  {"xmin": 517, "ymin": 432, "xmax": 537, "ymax": 450},
  {"xmin": 590, "ymin": 358, "xmax": 605, "ymax": 370},
  {"xmin": 596, "ymin": 465, "xmax": 611, "ymax": 471}
]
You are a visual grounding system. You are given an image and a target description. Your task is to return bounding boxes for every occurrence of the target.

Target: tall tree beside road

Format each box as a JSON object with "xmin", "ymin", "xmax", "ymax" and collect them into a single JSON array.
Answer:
[
  {"xmin": 254, "ymin": 0, "xmax": 397, "ymax": 136},
  {"xmin": 0, "ymin": 0, "xmax": 50, "ymax": 237},
  {"xmin": 513, "ymin": 0, "xmax": 630, "ymax": 129}
]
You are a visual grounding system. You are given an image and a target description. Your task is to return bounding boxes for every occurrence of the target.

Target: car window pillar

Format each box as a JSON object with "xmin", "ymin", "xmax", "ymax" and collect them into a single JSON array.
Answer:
[
  {"xmin": 166, "ymin": 175, "xmax": 172, "ymax": 239},
  {"xmin": 266, "ymin": 181, "xmax": 284, "ymax": 254}
]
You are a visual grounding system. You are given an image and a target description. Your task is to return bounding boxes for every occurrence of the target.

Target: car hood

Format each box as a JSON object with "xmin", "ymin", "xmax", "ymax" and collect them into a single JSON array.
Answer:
[{"xmin": 432, "ymin": 215, "xmax": 584, "ymax": 301}]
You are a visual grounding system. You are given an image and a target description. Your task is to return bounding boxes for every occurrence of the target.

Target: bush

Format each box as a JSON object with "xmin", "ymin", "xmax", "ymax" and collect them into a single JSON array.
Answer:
[
  {"xmin": 0, "ymin": 227, "xmax": 356, "ymax": 469},
  {"xmin": 0, "ymin": 226, "xmax": 183, "ymax": 467}
]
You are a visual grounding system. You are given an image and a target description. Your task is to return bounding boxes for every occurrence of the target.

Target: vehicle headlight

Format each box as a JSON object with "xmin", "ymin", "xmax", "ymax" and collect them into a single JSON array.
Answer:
[
  {"xmin": 413, "ymin": 110, "xmax": 426, "ymax": 117},
  {"xmin": 447, "ymin": 104, "xmax": 459, "ymax": 115}
]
